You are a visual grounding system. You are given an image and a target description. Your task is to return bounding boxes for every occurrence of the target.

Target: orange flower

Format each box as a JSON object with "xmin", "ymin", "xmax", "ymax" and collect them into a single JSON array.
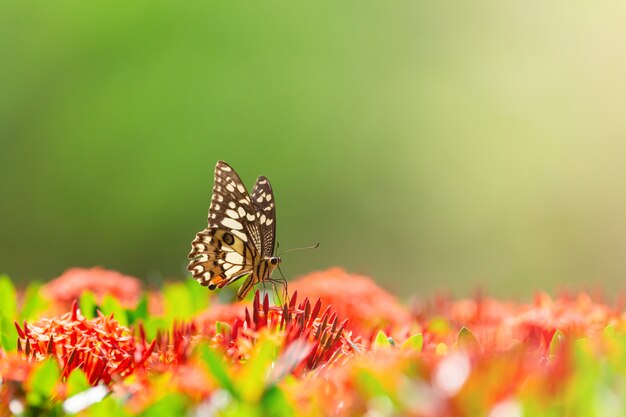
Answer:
[
  {"xmin": 42, "ymin": 267, "xmax": 141, "ymax": 309},
  {"xmin": 290, "ymin": 268, "xmax": 412, "ymax": 337}
]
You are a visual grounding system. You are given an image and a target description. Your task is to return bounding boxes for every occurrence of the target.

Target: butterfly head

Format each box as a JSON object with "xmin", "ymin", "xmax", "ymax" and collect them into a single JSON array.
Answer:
[{"xmin": 268, "ymin": 256, "xmax": 281, "ymax": 267}]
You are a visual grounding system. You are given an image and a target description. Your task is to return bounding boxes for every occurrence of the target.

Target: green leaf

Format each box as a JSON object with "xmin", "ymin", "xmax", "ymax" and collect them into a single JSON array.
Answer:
[
  {"xmin": 262, "ymin": 386, "xmax": 294, "ymax": 417},
  {"xmin": 164, "ymin": 282, "xmax": 194, "ymax": 320},
  {"xmin": 216, "ymin": 321, "xmax": 232, "ymax": 336},
  {"xmin": 356, "ymin": 369, "xmax": 388, "ymax": 397},
  {"xmin": 549, "ymin": 329, "xmax": 566, "ymax": 357},
  {"xmin": 84, "ymin": 395, "xmax": 127, "ymax": 417},
  {"xmin": 26, "ymin": 358, "xmax": 60, "ymax": 406},
  {"xmin": 79, "ymin": 291, "xmax": 98, "ymax": 320},
  {"xmin": 142, "ymin": 317, "xmax": 168, "ymax": 341},
  {"xmin": 127, "ymin": 294, "xmax": 148, "ymax": 324},
  {"xmin": 100, "ymin": 295, "xmax": 128, "ymax": 326},
  {"xmin": 402, "ymin": 334, "xmax": 423, "ymax": 351},
  {"xmin": 138, "ymin": 393, "xmax": 188, "ymax": 417},
  {"xmin": 239, "ymin": 336, "xmax": 279, "ymax": 402},
  {"xmin": 0, "ymin": 316, "xmax": 17, "ymax": 351},
  {"xmin": 373, "ymin": 330, "xmax": 392, "ymax": 349},
  {"xmin": 603, "ymin": 323, "xmax": 615, "ymax": 338},
  {"xmin": 1, "ymin": 318, "xmax": 15, "ymax": 351},
  {"xmin": 66, "ymin": 369, "xmax": 91, "ymax": 397},
  {"xmin": 185, "ymin": 277, "xmax": 210, "ymax": 312},
  {"xmin": 20, "ymin": 282, "xmax": 50, "ymax": 321},
  {"xmin": 457, "ymin": 326, "xmax": 480, "ymax": 351},
  {"xmin": 0, "ymin": 275, "xmax": 17, "ymax": 319},
  {"xmin": 199, "ymin": 345, "xmax": 238, "ymax": 398}
]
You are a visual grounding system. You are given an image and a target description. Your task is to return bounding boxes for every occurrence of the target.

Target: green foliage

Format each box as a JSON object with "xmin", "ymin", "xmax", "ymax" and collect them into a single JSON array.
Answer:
[
  {"xmin": 199, "ymin": 345, "xmax": 238, "ymax": 398},
  {"xmin": 79, "ymin": 291, "xmax": 98, "ymax": 320},
  {"xmin": 26, "ymin": 359, "xmax": 61, "ymax": 407},
  {"xmin": 261, "ymin": 386, "xmax": 294, "ymax": 417},
  {"xmin": 66, "ymin": 370, "xmax": 91, "ymax": 397},
  {"xmin": 401, "ymin": 333, "xmax": 423, "ymax": 351},
  {"xmin": 164, "ymin": 280, "xmax": 209, "ymax": 322},
  {"xmin": 373, "ymin": 330, "xmax": 393, "ymax": 349},
  {"xmin": 457, "ymin": 326, "xmax": 479, "ymax": 350},
  {"xmin": 0, "ymin": 275, "xmax": 17, "ymax": 350},
  {"xmin": 100, "ymin": 295, "xmax": 129, "ymax": 326},
  {"xmin": 20, "ymin": 282, "xmax": 50, "ymax": 321},
  {"xmin": 138, "ymin": 393, "xmax": 188, "ymax": 417},
  {"xmin": 549, "ymin": 329, "xmax": 566, "ymax": 358},
  {"xmin": 238, "ymin": 336, "xmax": 279, "ymax": 403}
]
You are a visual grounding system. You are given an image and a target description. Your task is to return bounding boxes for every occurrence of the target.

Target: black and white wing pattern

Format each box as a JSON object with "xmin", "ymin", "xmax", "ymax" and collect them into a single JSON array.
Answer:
[
  {"xmin": 187, "ymin": 161, "xmax": 279, "ymax": 300},
  {"xmin": 251, "ymin": 176, "xmax": 277, "ymax": 258}
]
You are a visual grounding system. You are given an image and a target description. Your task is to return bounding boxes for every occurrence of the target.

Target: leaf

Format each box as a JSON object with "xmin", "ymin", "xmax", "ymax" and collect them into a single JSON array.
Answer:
[
  {"xmin": 138, "ymin": 393, "xmax": 188, "ymax": 416},
  {"xmin": 262, "ymin": 386, "xmax": 294, "ymax": 417},
  {"xmin": 127, "ymin": 294, "xmax": 148, "ymax": 324},
  {"xmin": 66, "ymin": 369, "xmax": 91, "ymax": 397},
  {"xmin": 79, "ymin": 291, "xmax": 98, "ymax": 320},
  {"xmin": 20, "ymin": 282, "xmax": 50, "ymax": 321},
  {"xmin": 164, "ymin": 282, "xmax": 194, "ymax": 320},
  {"xmin": 142, "ymin": 317, "xmax": 168, "ymax": 341},
  {"xmin": 373, "ymin": 330, "xmax": 393, "ymax": 349},
  {"xmin": 457, "ymin": 327, "xmax": 480, "ymax": 351},
  {"xmin": 199, "ymin": 345, "xmax": 238, "ymax": 398},
  {"xmin": 0, "ymin": 316, "xmax": 17, "ymax": 351},
  {"xmin": 603, "ymin": 323, "xmax": 615, "ymax": 338},
  {"xmin": 0, "ymin": 275, "xmax": 17, "ymax": 319},
  {"xmin": 549, "ymin": 329, "xmax": 566, "ymax": 357},
  {"xmin": 216, "ymin": 321, "xmax": 232, "ymax": 336},
  {"xmin": 238, "ymin": 336, "xmax": 279, "ymax": 402},
  {"xmin": 185, "ymin": 277, "xmax": 210, "ymax": 312},
  {"xmin": 101, "ymin": 295, "xmax": 128, "ymax": 326},
  {"xmin": 86, "ymin": 395, "xmax": 128, "ymax": 417},
  {"xmin": 356, "ymin": 369, "xmax": 388, "ymax": 397},
  {"xmin": 26, "ymin": 358, "xmax": 60, "ymax": 406},
  {"xmin": 402, "ymin": 334, "xmax": 423, "ymax": 351}
]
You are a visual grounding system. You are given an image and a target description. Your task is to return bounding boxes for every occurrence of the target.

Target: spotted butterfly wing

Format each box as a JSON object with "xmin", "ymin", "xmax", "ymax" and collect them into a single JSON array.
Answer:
[
  {"xmin": 188, "ymin": 161, "xmax": 280, "ymax": 300},
  {"xmin": 251, "ymin": 176, "xmax": 277, "ymax": 258}
]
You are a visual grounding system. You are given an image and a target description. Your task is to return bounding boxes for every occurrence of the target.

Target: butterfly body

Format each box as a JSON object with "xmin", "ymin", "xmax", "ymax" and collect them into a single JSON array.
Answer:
[{"xmin": 188, "ymin": 161, "xmax": 280, "ymax": 301}]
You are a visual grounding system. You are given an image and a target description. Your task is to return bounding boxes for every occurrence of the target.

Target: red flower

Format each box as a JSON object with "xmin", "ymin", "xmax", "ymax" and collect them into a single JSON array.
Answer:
[
  {"xmin": 290, "ymin": 268, "xmax": 412, "ymax": 337},
  {"xmin": 16, "ymin": 301, "xmax": 154, "ymax": 385},
  {"xmin": 193, "ymin": 302, "xmax": 248, "ymax": 336},
  {"xmin": 43, "ymin": 267, "xmax": 142, "ymax": 309},
  {"xmin": 212, "ymin": 291, "xmax": 357, "ymax": 375}
]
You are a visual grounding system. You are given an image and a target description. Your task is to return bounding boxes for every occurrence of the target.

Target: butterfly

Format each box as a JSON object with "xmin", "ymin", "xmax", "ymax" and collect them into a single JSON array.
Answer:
[{"xmin": 187, "ymin": 161, "xmax": 282, "ymax": 301}]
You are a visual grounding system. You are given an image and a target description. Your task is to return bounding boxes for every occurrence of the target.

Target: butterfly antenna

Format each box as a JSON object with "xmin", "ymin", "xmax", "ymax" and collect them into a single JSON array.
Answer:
[{"xmin": 278, "ymin": 242, "xmax": 320, "ymax": 256}]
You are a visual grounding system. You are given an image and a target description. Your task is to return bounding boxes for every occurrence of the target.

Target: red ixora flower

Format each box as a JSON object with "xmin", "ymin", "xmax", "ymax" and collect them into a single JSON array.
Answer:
[
  {"xmin": 210, "ymin": 291, "xmax": 358, "ymax": 375},
  {"xmin": 290, "ymin": 268, "xmax": 412, "ymax": 337},
  {"xmin": 43, "ymin": 267, "xmax": 142, "ymax": 308},
  {"xmin": 16, "ymin": 301, "xmax": 154, "ymax": 385}
]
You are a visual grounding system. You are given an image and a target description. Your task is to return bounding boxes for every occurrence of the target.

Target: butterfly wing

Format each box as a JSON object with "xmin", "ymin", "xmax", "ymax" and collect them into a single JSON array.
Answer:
[
  {"xmin": 251, "ymin": 176, "xmax": 277, "ymax": 258},
  {"xmin": 188, "ymin": 228, "xmax": 256, "ymax": 288},
  {"xmin": 188, "ymin": 161, "xmax": 263, "ymax": 289}
]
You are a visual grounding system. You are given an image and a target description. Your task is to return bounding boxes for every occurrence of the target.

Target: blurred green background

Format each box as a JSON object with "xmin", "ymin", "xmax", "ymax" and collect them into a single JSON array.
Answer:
[{"xmin": 2, "ymin": 1, "xmax": 626, "ymax": 298}]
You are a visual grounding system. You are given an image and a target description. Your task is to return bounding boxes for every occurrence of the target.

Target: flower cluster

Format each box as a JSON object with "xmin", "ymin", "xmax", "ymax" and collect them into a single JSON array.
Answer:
[
  {"xmin": 2, "ymin": 267, "xmax": 626, "ymax": 416},
  {"xmin": 15, "ymin": 300, "xmax": 154, "ymax": 385}
]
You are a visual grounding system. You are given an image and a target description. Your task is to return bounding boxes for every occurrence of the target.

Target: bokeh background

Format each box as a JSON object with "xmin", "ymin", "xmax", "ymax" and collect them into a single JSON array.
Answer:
[{"xmin": 2, "ymin": 1, "xmax": 626, "ymax": 299}]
